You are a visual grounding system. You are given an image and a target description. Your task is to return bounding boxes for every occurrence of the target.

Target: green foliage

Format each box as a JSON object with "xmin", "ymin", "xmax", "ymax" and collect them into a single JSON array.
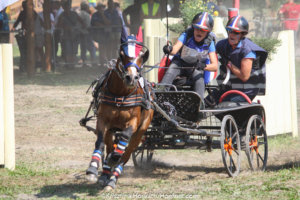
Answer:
[
  {"xmin": 251, "ymin": 37, "xmax": 281, "ymax": 61},
  {"xmin": 169, "ymin": 0, "xmax": 217, "ymax": 33}
]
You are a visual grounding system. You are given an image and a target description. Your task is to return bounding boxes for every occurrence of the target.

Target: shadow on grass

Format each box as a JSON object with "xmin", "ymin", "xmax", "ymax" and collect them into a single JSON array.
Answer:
[
  {"xmin": 37, "ymin": 182, "xmax": 105, "ymax": 199},
  {"xmin": 13, "ymin": 65, "xmax": 106, "ymax": 86},
  {"xmin": 267, "ymin": 160, "xmax": 300, "ymax": 172},
  {"xmin": 129, "ymin": 160, "xmax": 227, "ymax": 179}
]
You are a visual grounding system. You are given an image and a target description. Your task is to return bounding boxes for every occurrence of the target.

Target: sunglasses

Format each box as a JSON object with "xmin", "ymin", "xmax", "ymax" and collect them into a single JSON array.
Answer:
[
  {"xmin": 226, "ymin": 28, "xmax": 241, "ymax": 35},
  {"xmin": 193, "ymin": 25, "xmax": 209, "ymax": 32}
]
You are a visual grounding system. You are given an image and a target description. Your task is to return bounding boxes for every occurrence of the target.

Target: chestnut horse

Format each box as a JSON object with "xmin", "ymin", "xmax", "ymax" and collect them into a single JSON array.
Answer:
[{"xmin": 85, "ymin": 40, "xmax": 154, "ymax": 190}]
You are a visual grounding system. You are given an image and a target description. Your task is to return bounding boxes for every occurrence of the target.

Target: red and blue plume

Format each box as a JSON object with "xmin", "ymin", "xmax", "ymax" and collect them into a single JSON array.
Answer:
[{"xmin": 135, "ymin": 26, "xmax": 143, "ymax": 57}]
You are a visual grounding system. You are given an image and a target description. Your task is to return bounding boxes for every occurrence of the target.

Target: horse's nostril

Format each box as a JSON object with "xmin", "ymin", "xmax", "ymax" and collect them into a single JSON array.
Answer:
[
  {"xmin": 125, "ymin": 75, "xmax": 131, "ymax": 82},
  {"xmin": 134, "ymin": 76, "xmax": 139, "ymax": 80}
]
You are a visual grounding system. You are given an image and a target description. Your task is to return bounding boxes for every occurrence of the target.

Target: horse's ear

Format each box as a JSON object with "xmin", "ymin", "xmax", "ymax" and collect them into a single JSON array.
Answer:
[{"xmin": 141, "ymin": 49, "xmax": 149, "ymax": 64}]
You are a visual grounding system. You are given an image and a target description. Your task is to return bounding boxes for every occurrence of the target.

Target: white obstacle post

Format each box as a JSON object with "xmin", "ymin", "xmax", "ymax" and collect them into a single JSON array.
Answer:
[
  {"xmin": 255, "ymin": 30, "xmax": 298, "ymax": 137},
  {"xmin": 0, "ymin": 46, "xmax": 4, "ymax": 166},
  {"xmin": 1, "ymin": 44, "xmax": 15, "ymax": 170}
]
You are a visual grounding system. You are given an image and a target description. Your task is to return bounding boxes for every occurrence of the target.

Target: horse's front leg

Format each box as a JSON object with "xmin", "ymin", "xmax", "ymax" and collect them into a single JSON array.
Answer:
[
  {"xmin": 86, "ymin": 131, "xmax": 104, "ymax": 182},
  {"xmin": 120, "ymin": 109, "xmax": 154, "ymax": 165},
  {"xmin": 103, "ymin": 126, "xmax": 135, "ymax": 190},
  {"xmin": 106, "ymin": 126, "xmax": 134, "ymax": 167},
  {"xmin": 98, "ymin": 130, "xmax": 114, "ymax": 186}
]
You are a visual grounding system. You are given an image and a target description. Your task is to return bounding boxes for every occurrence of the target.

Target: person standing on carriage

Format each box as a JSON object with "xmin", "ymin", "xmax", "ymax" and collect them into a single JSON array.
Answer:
[
  {"xmin": 160, "ymin": 12, "xmax": 218, "ymax": 101},
  {"xmin": 205, "ymin": 15, "xmax": 268, "ymax": 107}
]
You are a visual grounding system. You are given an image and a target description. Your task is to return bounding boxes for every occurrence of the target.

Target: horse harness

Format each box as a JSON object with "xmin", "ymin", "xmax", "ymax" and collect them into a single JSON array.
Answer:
[{"xmin": 92, "ymin": 68, "xmax": 152, "ymax": 113}]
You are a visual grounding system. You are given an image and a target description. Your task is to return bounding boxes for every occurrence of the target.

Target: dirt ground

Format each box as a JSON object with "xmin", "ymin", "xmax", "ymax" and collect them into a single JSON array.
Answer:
[{"xmin": 9, "ymin": 61, "xmax": 300, "ymax": 199}]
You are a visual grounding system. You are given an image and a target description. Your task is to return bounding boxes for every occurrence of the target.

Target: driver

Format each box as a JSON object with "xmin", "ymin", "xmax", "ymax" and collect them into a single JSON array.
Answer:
[
  {"xmin": 205, "ymin": 15, "xmax": 268, "ymax": 107},
  {"xmin": 160, "ymin": 12, "xmax": 218, "ymax": 101}
]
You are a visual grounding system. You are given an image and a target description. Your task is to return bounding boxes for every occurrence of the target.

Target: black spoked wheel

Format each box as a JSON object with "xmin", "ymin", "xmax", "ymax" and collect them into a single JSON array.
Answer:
[
  {"xmin": 132, "ymin": 144, "xmax": 153, "ymax": 169},
  {"xmin": 245, "ymin": 115, "xmax": 268, "ymax": 171},
  {"xmin": 220, "ymin": 115, "xmax": 241, "ymax": 177}
]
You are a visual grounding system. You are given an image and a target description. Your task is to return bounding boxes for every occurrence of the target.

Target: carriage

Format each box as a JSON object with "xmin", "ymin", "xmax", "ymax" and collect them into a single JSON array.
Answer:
[
  {"xmin": 131, "ymin": 84, "xmax": 268, "ymax": 177},
  {"xmin": 79, "ymin": 39, "xmax": 268, "ymax": 190}
]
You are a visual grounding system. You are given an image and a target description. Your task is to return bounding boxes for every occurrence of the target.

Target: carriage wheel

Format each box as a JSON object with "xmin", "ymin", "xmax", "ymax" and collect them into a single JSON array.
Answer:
[
  {"xmin": 245, "ymin": 115, "xmax": 268, "ymax": 171},
  {"xmin": 132, "ymin": 146, "xmax": 153, "ymax": 169},
  {"xmin": 220, "ymin": 115, "xmax": 241, "ymax": 177}
]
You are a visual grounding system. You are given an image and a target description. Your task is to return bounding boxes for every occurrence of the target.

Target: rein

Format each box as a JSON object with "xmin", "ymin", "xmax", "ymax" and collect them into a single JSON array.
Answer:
[{"xmin": 99, "ymin": 58, "xmax": 150, "ymax": 109}]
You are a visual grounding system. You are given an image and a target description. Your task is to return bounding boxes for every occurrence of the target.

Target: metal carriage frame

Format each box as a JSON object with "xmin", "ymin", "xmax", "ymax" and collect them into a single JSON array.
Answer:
[{"xmin": 132, "ymin": 86, "xmax": 268, "ymax": 177}]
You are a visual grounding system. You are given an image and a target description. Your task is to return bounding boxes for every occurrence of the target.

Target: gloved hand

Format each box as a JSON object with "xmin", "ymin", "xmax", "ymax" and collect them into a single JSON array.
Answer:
[
  {"xmin": 197, "ymin": 60, "xmax": 207, "ymax": 70},
  {"xmin": 163, "ymin": 45, "xmax": 173, "ymax": 55}
]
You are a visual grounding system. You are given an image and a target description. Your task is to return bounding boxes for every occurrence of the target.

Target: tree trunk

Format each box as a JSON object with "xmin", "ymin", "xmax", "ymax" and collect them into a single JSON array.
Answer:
[
  {"xmin": 26, "ymin": 0, "xmax": 35, "ymax": 77},
  {"xmin": 43, "ymin": 0, "xmax": 52, "ymax": 72}
]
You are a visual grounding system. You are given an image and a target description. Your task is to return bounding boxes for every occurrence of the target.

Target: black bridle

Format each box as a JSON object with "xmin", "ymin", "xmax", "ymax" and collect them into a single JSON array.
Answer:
[{"xmin": 115, "ymin": 40, "xmax": 149, "ymax": 79}]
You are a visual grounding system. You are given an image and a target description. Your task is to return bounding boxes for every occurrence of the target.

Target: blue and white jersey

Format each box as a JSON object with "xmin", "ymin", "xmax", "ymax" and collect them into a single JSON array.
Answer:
[
  {"xmin": 178, "ymin": 31, "xmax": 216, "ymax": 84},
  {"xmin": 178, "ymin": 32, "xmax": 216, "ymax": 54}
]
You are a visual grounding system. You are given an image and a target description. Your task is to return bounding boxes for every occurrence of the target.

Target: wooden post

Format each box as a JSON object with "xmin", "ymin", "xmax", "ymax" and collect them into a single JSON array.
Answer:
[
  {"xmin": 2, "ymin": 44, "xmax": 15, "ymax": 170},
  {"xmin": 26, "ymin": 0, "xmax": 36, "ymax": 77},
  {"xmin": 43, "ymin": 0, "xmax": 52, "ymax": 72},
  {"xmin": 0, "ymin": 46, "xmax": 4, "ymax": 166}
]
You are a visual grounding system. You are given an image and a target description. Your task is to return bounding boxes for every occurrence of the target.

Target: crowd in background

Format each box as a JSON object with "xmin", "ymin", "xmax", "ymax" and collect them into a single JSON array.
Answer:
[
  {"xmin": 0, "ymin": 0, "xmax": 299, "ymax": 72},
  {"xmin": 0, "ymin": 0, "xmax": 178, "ymax": 72}
]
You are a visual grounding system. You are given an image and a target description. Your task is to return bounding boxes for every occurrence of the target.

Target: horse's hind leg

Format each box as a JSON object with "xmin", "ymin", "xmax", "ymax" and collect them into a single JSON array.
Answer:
[{"xmin": 86, "ymin": 132, "xmax": 104, "ymax": 183}]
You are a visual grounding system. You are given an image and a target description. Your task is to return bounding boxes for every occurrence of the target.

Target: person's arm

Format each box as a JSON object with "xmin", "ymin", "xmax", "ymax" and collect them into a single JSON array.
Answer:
[
  {"xmin": 12, "ymin": 11, "xmax": 23, "ymax": 30},
  {"xmin": 227, "ymin": 58, "xmax": 253, "ymax": 82},
  {"xmin": 205, "ymin": 42, "xmax": 218, "ymax": 71},
  {"xmin": 205, "ymin": 52, "xmax": 218, "ymax": 71},
  {"xmin": 169, "ymin": 40, "xmax": 183, "ymax": 55}
]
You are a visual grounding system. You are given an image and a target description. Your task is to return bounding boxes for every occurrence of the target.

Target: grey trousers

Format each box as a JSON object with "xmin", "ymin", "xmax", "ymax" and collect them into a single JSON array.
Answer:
[{"xmin": 160, "ymin": 59, "xmax": 205, "ymax": 100}]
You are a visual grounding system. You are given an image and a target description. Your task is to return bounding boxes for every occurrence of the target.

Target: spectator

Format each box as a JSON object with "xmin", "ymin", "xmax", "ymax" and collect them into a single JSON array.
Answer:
[
  {"xmin": 88, "ymin": 0, "xmax": 97, "ymax": 8},
  {"xmin": 114, "ymin": 2, "xmax": 125, "ymax": 26},
  {"xmin": 122, "ymin": 0, "xmax": 142, "ymax": 35},
  {"xmin": 51, "ymin": 0, "xmax": 64, "ymax": 60},
  {"xmin": 279, "ymin": 0, "xmax": 300, "ymax": 45},
  {"xmin": 57, "ymin": 0, "xmax": 84, "ymax": 69},
  {"xmin": 11, "ymin": 1, "xmax": 27, "ymax": 72},
  {"xmin": 104, "ymin": 0, "xmax": 122, "ymax": 60},
  {"xmin": 35, "ymin": 12, "xmax": 46, "ymax": 71},
  {"xmin": 78, "ymin": 2, "xmax": 96, "ymax": 67},
  {"xmin": 217, "ymin": 0, "xmax": 227, "ymax": 18},
  {"xmin": 91, "ymin": 3, "xmax": 110, "ymax": 66},
  {"xmin": 12, "ymin": 1, "xmax": 44, "ymax": 72},
  {"xmin": 0, "ymin": 7, "xmax": 10, "ymax": 43}
]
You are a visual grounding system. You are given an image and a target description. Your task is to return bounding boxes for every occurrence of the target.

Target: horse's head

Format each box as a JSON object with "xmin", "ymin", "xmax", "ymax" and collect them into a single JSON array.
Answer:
[{"xmin": 115, "ymin": 39, "xmax": 149, "ymax": 88}]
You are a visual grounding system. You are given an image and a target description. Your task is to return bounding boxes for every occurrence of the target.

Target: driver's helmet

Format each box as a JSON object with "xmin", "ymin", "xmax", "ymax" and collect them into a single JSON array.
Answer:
[
  {"xmin": 192, "ymin": 12, "xmax": 214, "ymax": 32},
  {"xmin": 226, "ymin": 15, "xmax": 249, "ymax": 34}
]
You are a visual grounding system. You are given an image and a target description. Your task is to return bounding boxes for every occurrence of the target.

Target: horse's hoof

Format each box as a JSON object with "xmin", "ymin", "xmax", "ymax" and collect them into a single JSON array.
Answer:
[
  {"xmin": 86, "ymin": 174, "xmax": 98, "ymax": 183},
  {"xmin": 86, "ymin": 165, "xmax": 98, "ymax": 176},
  {"xmin": 104, "ymin": 186, "xmax": 114, "ymax": 191},
  {"xmin": 98, "ymin": 174, "xmax": 110, "ymax": 186}
]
